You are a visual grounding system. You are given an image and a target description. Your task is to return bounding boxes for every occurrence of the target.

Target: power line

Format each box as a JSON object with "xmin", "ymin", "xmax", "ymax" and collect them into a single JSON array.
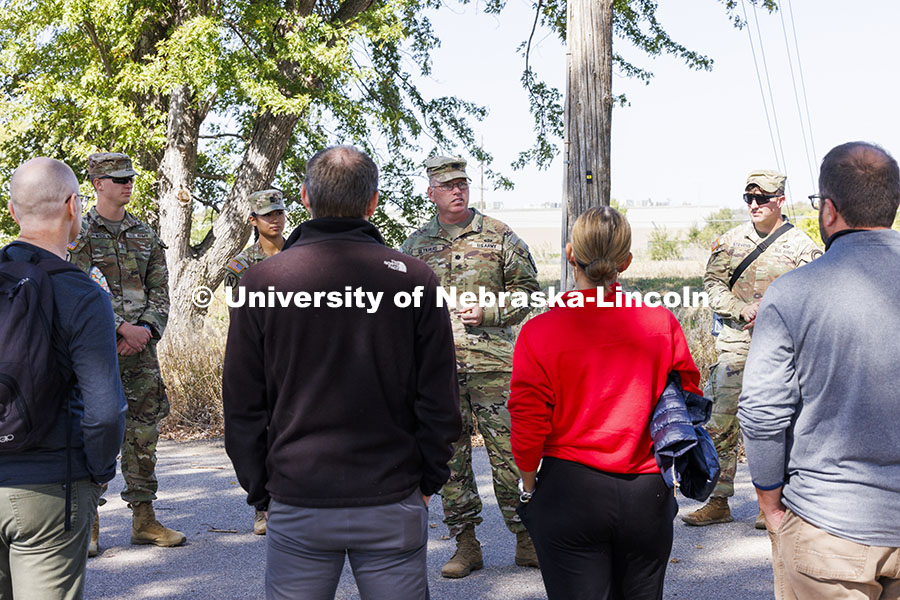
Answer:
[
  {"xmin": 779, "ymin": 0, "xmax": 816, "ymax": 193},
  {"xmin": 751, "ymin": 1, "xmax": 788, "ymax": 175},
  {"xmin": 740, "ymin": 0, "xmax": 781, "ymax": 171},
  {"xmin": 786, "ymin": 0, "xmax": 818, "ymax": 170}
]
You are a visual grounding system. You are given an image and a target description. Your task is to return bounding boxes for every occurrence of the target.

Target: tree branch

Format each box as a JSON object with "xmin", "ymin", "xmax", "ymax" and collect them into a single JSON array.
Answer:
[
  {"xmin": 82, "ymin": 20, "xmax": 114, "ymax": 77},
  {"xmin": 198, "ymin": 133, "xmax": 245, "ymax": 140},
  {"xmin": 333, "ymin": 0, "xmax": 375, "ymax": 23}
]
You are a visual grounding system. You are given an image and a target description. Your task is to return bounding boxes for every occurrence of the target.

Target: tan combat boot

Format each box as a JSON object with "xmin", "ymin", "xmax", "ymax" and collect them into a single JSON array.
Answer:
[
  {"xmin": 88, "ymin": 510, "xmax": 99, "ymax": 557},
  {"xmin": 514, "ymin": 530, "xmax": 539, "ymax": 568},
  {"xmin": 755, "ymin": 508, "xmax": 767, "ymax": 530},
  {"xmin": 441, "ymin": 525, "xmax": 483, "ymax": 578},
  {"xmin": 681, "ymin": 496, "xmax": 733, "ymax": 526},
  {"xmin": 253, "ymin": 509, "xmax": 267, "ymax": 536},
  {"xmin": 130, "ymin": 502, "xmax": 187, "ymax": 547}
]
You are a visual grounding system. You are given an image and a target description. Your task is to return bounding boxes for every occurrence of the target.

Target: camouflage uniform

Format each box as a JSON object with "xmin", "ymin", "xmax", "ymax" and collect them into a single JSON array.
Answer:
[
  {"xmin": 224, "ymin": 189, "xmax": 287, "ymax": 305},
  {"xmin": 224, "ymin": 242, "xmax": 268, "ymax": 302},
  {"xmin": 68, "ymin": 195, "xmax": 169, "ymax": 505},
  {"xmin": 703, "ymin": 220, "xmax": 822, "ymax": 497},
  {"xmin": 401, "ymin": 209, "xmax": 540, "ymax": 537}
]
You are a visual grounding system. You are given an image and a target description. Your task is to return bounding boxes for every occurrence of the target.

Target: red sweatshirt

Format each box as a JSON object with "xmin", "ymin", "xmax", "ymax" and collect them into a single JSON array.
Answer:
[{"xmin": 509, "ymin": 287, "xmax": 701, "ymax": 474}]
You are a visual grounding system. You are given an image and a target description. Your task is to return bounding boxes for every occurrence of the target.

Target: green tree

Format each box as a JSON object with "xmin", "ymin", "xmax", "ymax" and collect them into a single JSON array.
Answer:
[{"xmin": 0, "ymin": 0, "xmax": 505, "ymax": 337}]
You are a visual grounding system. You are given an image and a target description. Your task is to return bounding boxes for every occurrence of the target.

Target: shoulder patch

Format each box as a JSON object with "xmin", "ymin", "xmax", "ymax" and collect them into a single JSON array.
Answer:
[
  {"xmin": 226, "ymin": 259, "xmax": 246, "ymax": 275},
  {"xmin": 711, "ymin": 237, "xmax": 722, "ymax": 252}
]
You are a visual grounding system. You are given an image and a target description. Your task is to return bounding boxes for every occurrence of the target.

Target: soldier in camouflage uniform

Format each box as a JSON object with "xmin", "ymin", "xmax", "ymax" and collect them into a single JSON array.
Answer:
[
  {"xmin": 224, "ymin": 189, "xmax": 287, "ymax": 308},
  {"xmin": 223, "ymin": 189, "xmax": 285, "ymax": 534},
  {"xmin": 68, "ymin": 153, "xmax": 186, "ymax": 553},
  {"xmin": 683, "ymin": 170, "xmax": 822, "ymax": 529},
  {"xmin": 401, "ymin": 156, "xmax": 541, "ymax": 577}
]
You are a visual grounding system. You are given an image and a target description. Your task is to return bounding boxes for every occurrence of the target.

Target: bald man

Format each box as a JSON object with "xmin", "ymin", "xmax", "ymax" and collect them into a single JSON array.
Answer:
[{"xmin": 0, "ymin": 158, "xmax": 126, "ymax": 600}]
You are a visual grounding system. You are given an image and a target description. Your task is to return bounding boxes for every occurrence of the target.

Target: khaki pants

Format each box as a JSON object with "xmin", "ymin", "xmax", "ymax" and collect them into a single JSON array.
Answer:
[
  {"xmin": 769, "ymin": 509, "xmax": 900, "ymax": 600},
  {"xmin": 0, "ymin": 480, "xmax": 102, "ymax": 600}
]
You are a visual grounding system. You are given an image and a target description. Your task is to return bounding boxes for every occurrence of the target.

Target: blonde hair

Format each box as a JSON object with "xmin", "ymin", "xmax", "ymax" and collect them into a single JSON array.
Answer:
[{"xmin": 570, "ymin": 206, "xmax": 632, "ymax": 289}]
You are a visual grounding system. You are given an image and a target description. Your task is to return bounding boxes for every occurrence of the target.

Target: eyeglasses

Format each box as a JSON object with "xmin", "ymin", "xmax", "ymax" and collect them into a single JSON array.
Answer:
[
  {"xmin": 65, "ymin": 193, "xmax": 90, "ymax": 204},
  {"xmin": 743, "ymin": 193, "xmax": 779, "ymax": 206},
  {"xmin": 101, "ymin": 176, "xmax": 134, "ymax": 185},
  {"xmin": 808, "ymin": 194, "xmax": 826, "ymax": 210},
  {"xmin": 432, "ymin": 181, "xmax": 469, "ymax": 192}
]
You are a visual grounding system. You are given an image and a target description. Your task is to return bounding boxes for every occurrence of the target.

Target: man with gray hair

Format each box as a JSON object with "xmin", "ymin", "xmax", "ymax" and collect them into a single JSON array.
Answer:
[
  {"xmin": 0, "ymin": 158, "xmax": 125, "ymax": 599},
  {"xmin": 224, "ymin": 145, "xmax": 461, "ymax": 599},
  {"xmin": 740, "ymin": 142, "xmax": 900, "ymax": 599}
]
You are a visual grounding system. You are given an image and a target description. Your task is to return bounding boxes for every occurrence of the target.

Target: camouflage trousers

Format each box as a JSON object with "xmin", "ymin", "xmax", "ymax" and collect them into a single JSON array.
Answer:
[
  {"xmin": 117, "ymin": 341, "xmax": 169, "ymax": 504},
  {"xmin": 705, "ymin": 350, "xmax": 746, "ymax": 499},
  {"xmin": 441, "ymin": 372, "xmax": 525, "ymax": 538}
]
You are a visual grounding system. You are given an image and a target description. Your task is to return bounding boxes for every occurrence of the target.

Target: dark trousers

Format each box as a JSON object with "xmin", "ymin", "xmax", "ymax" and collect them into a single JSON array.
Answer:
[
  {"xmin": 266, "ymin": 491, "xmax": 429, "ymax": 600},
  {"xmin": 517, "ymin": 457, "xmax": 677, "ymax": 600}
]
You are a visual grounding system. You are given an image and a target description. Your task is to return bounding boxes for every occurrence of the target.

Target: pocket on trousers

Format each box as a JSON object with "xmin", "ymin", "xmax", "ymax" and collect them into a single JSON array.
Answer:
[
  {"xmin": 789, "ymin": 513, "xmax": 868, "ymax": 581},
  {"xmin": 9, "ymin": 483, "xmax": 82, "ymax": 548}
]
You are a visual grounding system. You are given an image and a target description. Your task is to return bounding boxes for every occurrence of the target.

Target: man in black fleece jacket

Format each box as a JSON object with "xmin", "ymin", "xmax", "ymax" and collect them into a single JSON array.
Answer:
[{"xmin": 223, "ymin": 145, "xmax": 461, "ymax": 600}]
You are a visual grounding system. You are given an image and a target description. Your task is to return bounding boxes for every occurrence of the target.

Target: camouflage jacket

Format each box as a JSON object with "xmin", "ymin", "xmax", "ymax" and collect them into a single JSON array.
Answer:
[
  {"xmin": 224, "ymin": 241, "xmax": 270, "ymax": 299},
  {"xmin": 401, "ymin": 209, "xmax": 539, "ymax": 373},
  {"xmin": 704, "ymin": 220, "xmax": 822, "ymax": 353},
  {"xmin": 68, "ymin": 208, "xmax": 169, "ymax": 338}
]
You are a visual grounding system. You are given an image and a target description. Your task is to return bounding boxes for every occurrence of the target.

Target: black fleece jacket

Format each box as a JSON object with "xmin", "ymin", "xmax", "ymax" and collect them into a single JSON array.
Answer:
[{"xmin": 223, "ymin": 218, "xmax": 461, "ymax": 508}]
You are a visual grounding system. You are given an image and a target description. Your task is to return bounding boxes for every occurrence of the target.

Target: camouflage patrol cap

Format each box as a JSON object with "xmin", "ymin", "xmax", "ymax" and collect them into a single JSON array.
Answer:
[
  {"xmin": 87, "ymin": 152, "xmax": 137, "ymax": 179},
  {"xmin": 425, "ymin": 156, "xmax": 469, "ymax": 183},
  {"xmin": 248, "ymin": 189, "xmax": 286, "ymax": 215},
  {"xmin": 746, "ymin": 170, "xmax": 786, "ymax": 194}
]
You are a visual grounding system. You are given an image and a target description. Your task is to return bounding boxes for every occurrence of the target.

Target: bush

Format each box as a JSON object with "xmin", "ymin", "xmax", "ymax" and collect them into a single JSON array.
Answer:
[
  {"xmin": 648, "ymin": 227, "xmax": 682, "ymax": 260},
  {"xmin": 158, "ymin": 322, "xmax": 226, "ymax": 439}
]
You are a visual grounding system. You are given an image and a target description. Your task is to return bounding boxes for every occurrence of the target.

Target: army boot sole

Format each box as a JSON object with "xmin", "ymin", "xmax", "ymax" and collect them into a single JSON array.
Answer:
[
  {"xmin": 681, "ymin": 514, "xmax": 734, "ymax": 526},
  {"xmin": 130, "ymin": 533, "xmax": 187, "ymax": 547},
  {"xmin": 440, "ymin": 560, "xmax": 484, "ymax": 579}
]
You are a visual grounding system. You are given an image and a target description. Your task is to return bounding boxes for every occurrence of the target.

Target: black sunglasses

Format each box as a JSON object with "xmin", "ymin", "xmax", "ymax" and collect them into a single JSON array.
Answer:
[
  {"xmin": 101, "ymin": 176, "xmax": 134, "ymax": 185},
  {"xmin": 742, "ymin": 193, "xmax": 779, "ymax": 206}
]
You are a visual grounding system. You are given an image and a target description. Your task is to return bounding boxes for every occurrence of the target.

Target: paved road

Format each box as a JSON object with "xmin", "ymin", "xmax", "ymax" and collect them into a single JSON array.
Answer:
[{"xmin": 85, "ymin": 440, "xmax": 773, "ymax": 599}]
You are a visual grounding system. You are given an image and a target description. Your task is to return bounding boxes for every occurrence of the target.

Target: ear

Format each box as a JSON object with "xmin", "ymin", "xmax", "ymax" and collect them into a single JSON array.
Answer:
[
  {"xmin": 65, "ymin": 193, "xmax": 79, "ymax": 221},
  {"xmin": 365, "ymin": 191, "xmax": 379, "ymax": 219},
  {"xmin": 775, "ymin": 195, "xmax": 786, "ymax": 209},
  {"xmin": 300, "ymin": 184, "xmax": 312, "ymax": 214},
  {"xmin": 565, "ymin": 243, "xmax": 577, "ymax": 268},
  {"xmin": 821, "ymin": 197, "xmax": 839, "ymax": 228},
  {"xmin": 426, "ymin": 184, "xmax": 435, "ymax": 203},
  {"xmin": 619, "ymin": 252, "xmax": 633, "ymax": 274},
  {"xmin": 7, "ymin": 201, "xmax": 19, "ymax": 226}
]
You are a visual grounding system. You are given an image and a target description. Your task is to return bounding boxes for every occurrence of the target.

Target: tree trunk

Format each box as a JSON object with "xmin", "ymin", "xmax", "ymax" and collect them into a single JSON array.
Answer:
[
  {"xmin": 161, "ymin": 106, "xmax": 300, "ymax": 342},
  {"xmin": 561, "ymin": 0, "xmax": 613, "ymax": 290}
]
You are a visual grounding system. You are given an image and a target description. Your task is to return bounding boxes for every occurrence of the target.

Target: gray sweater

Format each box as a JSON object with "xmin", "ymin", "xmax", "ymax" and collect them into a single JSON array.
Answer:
[{"xmin": 738, "ymin": 229, "xmax": 900, "ymax": 546}]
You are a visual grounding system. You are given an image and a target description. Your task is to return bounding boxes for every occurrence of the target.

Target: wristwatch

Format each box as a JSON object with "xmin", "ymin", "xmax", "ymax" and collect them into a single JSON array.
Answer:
[{"xmin": 518, "ymin": 479, "xmax": 535, "ymax": 503}]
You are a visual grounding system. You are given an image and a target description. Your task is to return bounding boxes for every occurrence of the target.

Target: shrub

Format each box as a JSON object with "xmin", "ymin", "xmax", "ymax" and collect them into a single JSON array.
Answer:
[{"xmin": 648, "ymin": 227, "xmax": 682, "ymax": 260}]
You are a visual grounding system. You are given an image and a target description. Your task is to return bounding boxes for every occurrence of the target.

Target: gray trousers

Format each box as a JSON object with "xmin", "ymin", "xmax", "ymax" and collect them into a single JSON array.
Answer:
[
  {"xmin": 0, "ymin": 480, "xmax": 102, "ymax": 600},
  {"xmin": 266, "ymin": 490, "xmax": 429, "ymax": 600}
]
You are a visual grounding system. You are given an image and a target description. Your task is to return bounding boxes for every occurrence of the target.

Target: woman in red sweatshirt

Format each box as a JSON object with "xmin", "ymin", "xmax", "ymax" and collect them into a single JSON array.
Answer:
[{"xmin": 509, "ymin": 206, "xmax": 702, "ymax": 600}]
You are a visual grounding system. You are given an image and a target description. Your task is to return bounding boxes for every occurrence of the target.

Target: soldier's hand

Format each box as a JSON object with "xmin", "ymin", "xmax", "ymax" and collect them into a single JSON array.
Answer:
[
  {"xmin": 458, "ymin": 305, "xmax": 484, "ymax": 326},
  {"xmin": 117, "ymin": 322, "xmax": 151, "ymax": 354},
  {"xmin": 740, "ymin": 302, "xmax": 760, "ymax": 324}
]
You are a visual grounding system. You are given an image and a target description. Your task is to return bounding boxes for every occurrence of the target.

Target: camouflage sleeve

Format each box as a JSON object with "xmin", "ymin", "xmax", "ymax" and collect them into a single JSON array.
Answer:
[
  {"xmin": 795, "ymin": 236, "xmax": 824, "ymax": 266},
  {"xmin": 703, "ymin": 238, "xmax": 749, "ymax": 321},
  {"xmin": 483, "ymin": 230, "xmax": 540, "ymax": 328},
  {"xmin": 138, "ymin": 235, "xmax": 169, "ymax": 338},
  {"xmin": 399, "ymin": 235, "xmax": 414, "ymax": 256},
  {"xmin": 224, "ymin": 270, "xmax": 240, "ymax": 306}
]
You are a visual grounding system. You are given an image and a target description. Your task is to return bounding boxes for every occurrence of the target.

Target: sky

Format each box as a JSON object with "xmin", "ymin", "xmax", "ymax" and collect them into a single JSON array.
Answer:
[{"xmin": 414, "ymin": 0, "xmax": 900, "ymax": 214}]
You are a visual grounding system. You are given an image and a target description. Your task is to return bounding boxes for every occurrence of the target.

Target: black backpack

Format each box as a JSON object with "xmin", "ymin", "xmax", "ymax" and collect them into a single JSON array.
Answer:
[{"xmin": 0, "ymin": 243, "xmax": 80, "ymax": 453}]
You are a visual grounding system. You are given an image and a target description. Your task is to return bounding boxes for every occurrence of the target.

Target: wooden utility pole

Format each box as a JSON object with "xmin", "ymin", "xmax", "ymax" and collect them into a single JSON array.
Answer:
[{"xmin": 561, "ymin": 0, "xmax": 614, "ymax": 290}]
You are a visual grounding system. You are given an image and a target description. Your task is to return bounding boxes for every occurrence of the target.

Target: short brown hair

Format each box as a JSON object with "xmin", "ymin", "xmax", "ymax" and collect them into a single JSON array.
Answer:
[{"xmin": 304, "ymin": 146, "xmax": 378, "ymax": 218}]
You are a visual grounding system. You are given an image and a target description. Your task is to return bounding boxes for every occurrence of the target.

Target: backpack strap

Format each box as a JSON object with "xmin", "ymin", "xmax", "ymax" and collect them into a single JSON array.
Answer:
[{"xmin": 728, "ymin": 222, "xmax": 794, "ymax": 290}]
